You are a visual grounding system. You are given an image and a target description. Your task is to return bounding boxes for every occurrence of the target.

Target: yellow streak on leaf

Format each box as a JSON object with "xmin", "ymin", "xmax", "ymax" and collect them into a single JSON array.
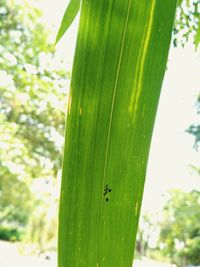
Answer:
[{"xmin": 129, "ymin": 0, "xmax": 156, "ymax": 116}]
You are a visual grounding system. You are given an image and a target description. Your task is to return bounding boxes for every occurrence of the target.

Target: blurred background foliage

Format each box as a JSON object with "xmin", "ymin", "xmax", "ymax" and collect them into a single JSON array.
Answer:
[
  {"xmin": 159, "ymin": 190, "xmax": 200, "ymax": 266},
  {"xmin": 175, "ymin": 0, "xmax": 200, "ymax": 48},
  {"xmin": 0, "ymin": 0, "xmax": 199, "ymax": 266},
  {"xmin": 136, "ymin": 190, "xmax": 200, "ymax": 266},
  {"xmin": 0, "ymin": 0, "xmax": 68, "ymax": 252}
]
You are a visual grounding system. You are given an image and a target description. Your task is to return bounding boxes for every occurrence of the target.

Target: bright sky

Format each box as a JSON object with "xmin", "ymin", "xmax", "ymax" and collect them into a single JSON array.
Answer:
[
  {"xmin": 39, "ymin": 0, "xmax": 200, "ymax": 213},
  {"xmin": 143, "ymin": 44, "xmax": 200, "ymax": 212}
]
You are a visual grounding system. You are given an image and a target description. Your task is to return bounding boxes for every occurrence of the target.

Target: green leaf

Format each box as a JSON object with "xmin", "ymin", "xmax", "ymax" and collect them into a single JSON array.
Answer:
[
  {"xmin": 55, "ymin": 0, "xmax": 81, "ymax": 44},
  {"xmin": 58, "ymin": 1, "xmax": 178, "ymax": 266},
  {"xmin": 194, "ymin": 19, "xmax": 200, "ymax": 50}
]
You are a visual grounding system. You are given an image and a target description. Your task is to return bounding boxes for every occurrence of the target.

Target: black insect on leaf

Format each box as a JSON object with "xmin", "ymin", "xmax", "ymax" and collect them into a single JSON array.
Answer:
[{"xmin": 104, "ymin": 184, "xmax": 112, "ymax": 202}]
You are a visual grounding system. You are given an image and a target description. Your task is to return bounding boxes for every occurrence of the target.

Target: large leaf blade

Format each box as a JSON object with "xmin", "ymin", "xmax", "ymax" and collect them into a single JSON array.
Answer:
[{"xmin": 58, "ymin": 1, "xmax": 177, "ymax": 267}]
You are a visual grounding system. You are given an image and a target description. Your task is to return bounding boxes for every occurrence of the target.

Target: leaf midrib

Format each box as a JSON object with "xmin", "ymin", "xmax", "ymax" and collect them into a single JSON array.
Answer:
[{"xmin": 96, "ymin": 0, "xmax": 133, "ymax": 265}]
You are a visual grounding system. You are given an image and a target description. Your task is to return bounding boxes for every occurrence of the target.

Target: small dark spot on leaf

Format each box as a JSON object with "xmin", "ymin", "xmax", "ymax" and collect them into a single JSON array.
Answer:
[{"xmin": 104, "ymin": 184, "xmax": 112, "ymax": 200}]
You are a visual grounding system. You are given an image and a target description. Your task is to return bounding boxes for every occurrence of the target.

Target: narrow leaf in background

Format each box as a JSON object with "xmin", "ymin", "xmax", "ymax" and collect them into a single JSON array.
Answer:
[
  {"xmin": 58, "ymin": 1, "xmax": 178, "ymax": 266},
  {"xmin": 194, "ymin": 20, "xmax": 200, "ymax": 50},
  {"xmin": 56, "ymin": 0, "xmax": 80, "ymax": 44}
]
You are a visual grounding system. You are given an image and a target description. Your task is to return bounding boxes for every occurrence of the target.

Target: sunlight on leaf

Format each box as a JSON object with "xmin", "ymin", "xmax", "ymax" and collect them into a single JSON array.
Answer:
[{"xmin": 58, "ymin": 1, "xmax": 178, "ymax": 266}]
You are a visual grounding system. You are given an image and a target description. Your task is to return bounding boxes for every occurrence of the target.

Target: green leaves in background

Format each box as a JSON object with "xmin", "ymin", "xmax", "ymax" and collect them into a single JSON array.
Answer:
[
  {"xmin": 58, "ymin": 1, "xmax": 177, "ymax": 267},
  {"xmin": 0, "ymin": 0, "xmax": 67, "ymax": 248},
  {"xmin": 194, "ymin": 20, "xmax": 200, "ymax": 50},
  {"xmin": 174, "ymin": 0, "xmax": 200, "ymax": 48},
  {"xmin": 159, "ymin": 190, "xmax": 200, "ymax": 266},
  {"xmin": 55, "ymin": 0, "xmax": 81, "ymax": 43}
]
